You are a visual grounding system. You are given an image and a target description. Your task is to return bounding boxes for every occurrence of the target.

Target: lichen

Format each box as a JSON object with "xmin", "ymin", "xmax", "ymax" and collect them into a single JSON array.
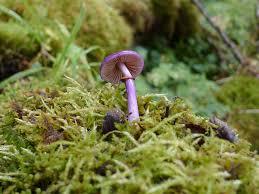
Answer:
[{"xmin": 0, "ymin": 78, "xmax": 258, "ymax": 193}]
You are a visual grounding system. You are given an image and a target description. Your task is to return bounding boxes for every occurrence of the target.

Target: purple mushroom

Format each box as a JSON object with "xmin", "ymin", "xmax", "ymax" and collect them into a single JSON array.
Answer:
[{"xmin": 100, "ymin": 50, "xmax": 144, "ymax": 122}]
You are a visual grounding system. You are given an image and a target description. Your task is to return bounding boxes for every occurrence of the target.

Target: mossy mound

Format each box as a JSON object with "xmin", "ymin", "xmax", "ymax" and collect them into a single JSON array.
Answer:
[
  {"xmin": 0, "ymin": 0, "xmax": 133, "ymax": 58},
  {"xmin": 0, "ymin": 22, "xmax": 39, "ymax": 56},
  {"xmin": 218, "ymin": 76, "xmax": 259, "ymax": 151},
  {"xmin": 0, "ymin": 0, "xmax": 64, "ymax": 52},
  {"xmin": 0, "ymin": 21, "xmax": 40, "ymax": 80},
  {"xmin": 109, "ymin": 0, "xmax": 200, "ymax": 41},
  {"xmin": 151, "ymin": 0, "xmax": 181, "ymax": 38},
  {"xmin": 45, "ymin": 0, "xmax": 133, "ymax": 57},
  {"xmin": 0, "ymin": 80, "xmax": 258, "ymax": 193},
  {"xmin": 173, "ymin": 0, "xmax": 201, "ymax": 38},
  {"xmin": 110, "ymin": 0, "xmax": 154, "ymax": 35}
]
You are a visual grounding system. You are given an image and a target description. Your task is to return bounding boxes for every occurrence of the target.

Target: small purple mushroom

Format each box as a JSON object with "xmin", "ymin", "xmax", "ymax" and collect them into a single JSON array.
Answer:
[{"xmin": 100, "ymin": 50, "xmax": 144, "ymax": 122}]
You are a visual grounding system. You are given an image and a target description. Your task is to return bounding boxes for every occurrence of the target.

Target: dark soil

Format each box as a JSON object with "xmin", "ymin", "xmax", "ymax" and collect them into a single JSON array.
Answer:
[{"xmin": 0, "ymin": 51, "xmax": 29, "ymax": 81}]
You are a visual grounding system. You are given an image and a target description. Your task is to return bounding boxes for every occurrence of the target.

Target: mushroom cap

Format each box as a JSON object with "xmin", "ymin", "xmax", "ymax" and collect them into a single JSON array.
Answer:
[{"xmin": 100, "ymin": 50, "xmax": 144, "ymax": 84}]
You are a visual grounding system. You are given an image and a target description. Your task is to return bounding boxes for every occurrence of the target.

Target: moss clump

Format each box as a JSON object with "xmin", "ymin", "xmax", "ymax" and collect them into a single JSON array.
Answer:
[
  {"xmin": 44, "ymin": 0, "xmax": 133, "ymax": 57},
  {"xmin": 151, "ymin": 0, "xmax": 181, "ymax": 38},
  {"xmin": 0, "ymin": 1, "xmax": 65, "ymax": 78},
  {"xmin": 151, "ymin": 0, "xmax": 200, "ymax": 39},
  {"xmin": 110, "ymin": 0, "xmax": 154, "ymax": 34},
  {"xmin": 0, "ymin": 0, "xmax": 133, "ymax": 58},
  {"xmin": 109, "ymin": 0, "xmax": 200, "ymax": 41},
  {"xmin": 173, "ymin": 0, "xmax": 201, "ymax": 38},
  {"xmin": 218, "ymin": 76, "xmax": 259, "ymax": 150},
  {"xmin": 0, "ymin": 22, "xmax": 39, "ymax": 56},
  {"xmin": 0, "ymin": 21, "xmax": 40, "ymax": 80},
  {"xmin": 0, "ymin": 79, "xmax": 258, "ymax": 193}
]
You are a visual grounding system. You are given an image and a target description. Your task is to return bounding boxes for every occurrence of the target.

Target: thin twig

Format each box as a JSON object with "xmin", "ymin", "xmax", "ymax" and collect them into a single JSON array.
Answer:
[
  {"xmin": 256, "ymin": 1, "xmax": 259, "ymax": 20},
  {"xmin": 216, "ymin": 76, "xmax": 233, "ymax": 85},
  {"xmin": 256, "ymin": 1, "xmax": 259, "ymax": 52},
  {"xmin": 238, "ymin": 109, "xmax": 259, "ymax": 114},
  {"xmin": 191, "ymin": 0, "xmax": 246, "ymax": 66}
]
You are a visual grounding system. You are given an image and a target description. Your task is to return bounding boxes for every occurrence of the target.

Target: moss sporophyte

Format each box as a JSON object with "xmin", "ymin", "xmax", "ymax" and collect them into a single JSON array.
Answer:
[{"xmin": 100, "ymin": 50, "xmax": 144, "ymax": 122}]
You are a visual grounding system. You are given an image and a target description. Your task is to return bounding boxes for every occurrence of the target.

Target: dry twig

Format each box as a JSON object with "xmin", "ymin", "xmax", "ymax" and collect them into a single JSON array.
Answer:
[{"xmin": 191, "ymin": 0, "xmax": 247, "ymax": 66}]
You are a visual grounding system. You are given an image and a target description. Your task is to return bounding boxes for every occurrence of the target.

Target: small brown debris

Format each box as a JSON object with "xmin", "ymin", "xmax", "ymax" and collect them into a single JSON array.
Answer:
[
  {"xmin": 185, "ymin": 117, "xmax": 238, "ymax": 143},
  {"xmin": 95, "ymin": 161, "xmax": 115, "ymax": 176},
  {"xmin": 210, "ymin": 116, "xmax": 238, "ymax": 143},
  {"xmin": 11, "ymin": 102, "xmax": 24, "ymax": 119},
  {"xmin": 43, "ymin": 129, "xmax": 64, "ymax": 144},
  {"xmin": 28, "ymin": 114, "xmax": 37, "ymax": 124},
  {"xmin": 101, "ymin": 109, "xmax": 125, "ymax": 134},
  {"xmin": 185, "ymin": 124, "xmax": 207, "ymax": 134}
]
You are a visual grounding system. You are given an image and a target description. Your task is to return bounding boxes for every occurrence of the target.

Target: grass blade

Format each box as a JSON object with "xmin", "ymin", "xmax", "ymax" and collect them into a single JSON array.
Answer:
[{"xmin": 52, "ymin": 4, "xmax": 86, "ymax": 81}]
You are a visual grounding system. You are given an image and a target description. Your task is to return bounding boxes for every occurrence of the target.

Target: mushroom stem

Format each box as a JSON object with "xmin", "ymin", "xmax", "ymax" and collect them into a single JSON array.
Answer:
[{"xmin": 117, "ymin": 63, "xmax": 139, "ymax": 121}]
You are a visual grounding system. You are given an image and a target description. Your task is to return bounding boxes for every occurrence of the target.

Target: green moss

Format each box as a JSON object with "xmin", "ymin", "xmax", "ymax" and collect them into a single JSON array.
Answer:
[
  {"xmin": 151, "ymin": 0, "xmax": 180, "ymax": 38},
  {"xmin": 0, "ymin": 0, "xmax": 201, "ymax": 62},
  {"xmin": 0, "ymin": 21, "xmax": 39, "ymax": 56},
  {"xmin": 0, "ymin": 79, "xmax": 258, "ymax": 193},
  {"xmin": 218, "ymin": 76, "xmax": 259, "ymax": 108},
  {"xmin": 44, "ymin": 0, "xmax": 133, "ymax": 57},
  {"xmin": 151, "ymin": 0, "xmax": 200, "ymax": 39},
  {"xmin": 110, "ymin": 0, "xmax": 154, "ymax": 34},
  {"xmin": 0, "ymin": 0, "xmax": 133, "ymax": 58},
  {"xmin": 108, "ymin": 0, "xmax": 200, "ymax": 41},
  {"xmin": 0, "ymin": 2, "xmax": 64, "ymax": 74},
  {"xmin": 218, "ymin": 76, "xmax": 259, "ymax": 150},
  {"xmin": 174, "ymin": 0, "xmax": 201, "ymax": 39}
]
